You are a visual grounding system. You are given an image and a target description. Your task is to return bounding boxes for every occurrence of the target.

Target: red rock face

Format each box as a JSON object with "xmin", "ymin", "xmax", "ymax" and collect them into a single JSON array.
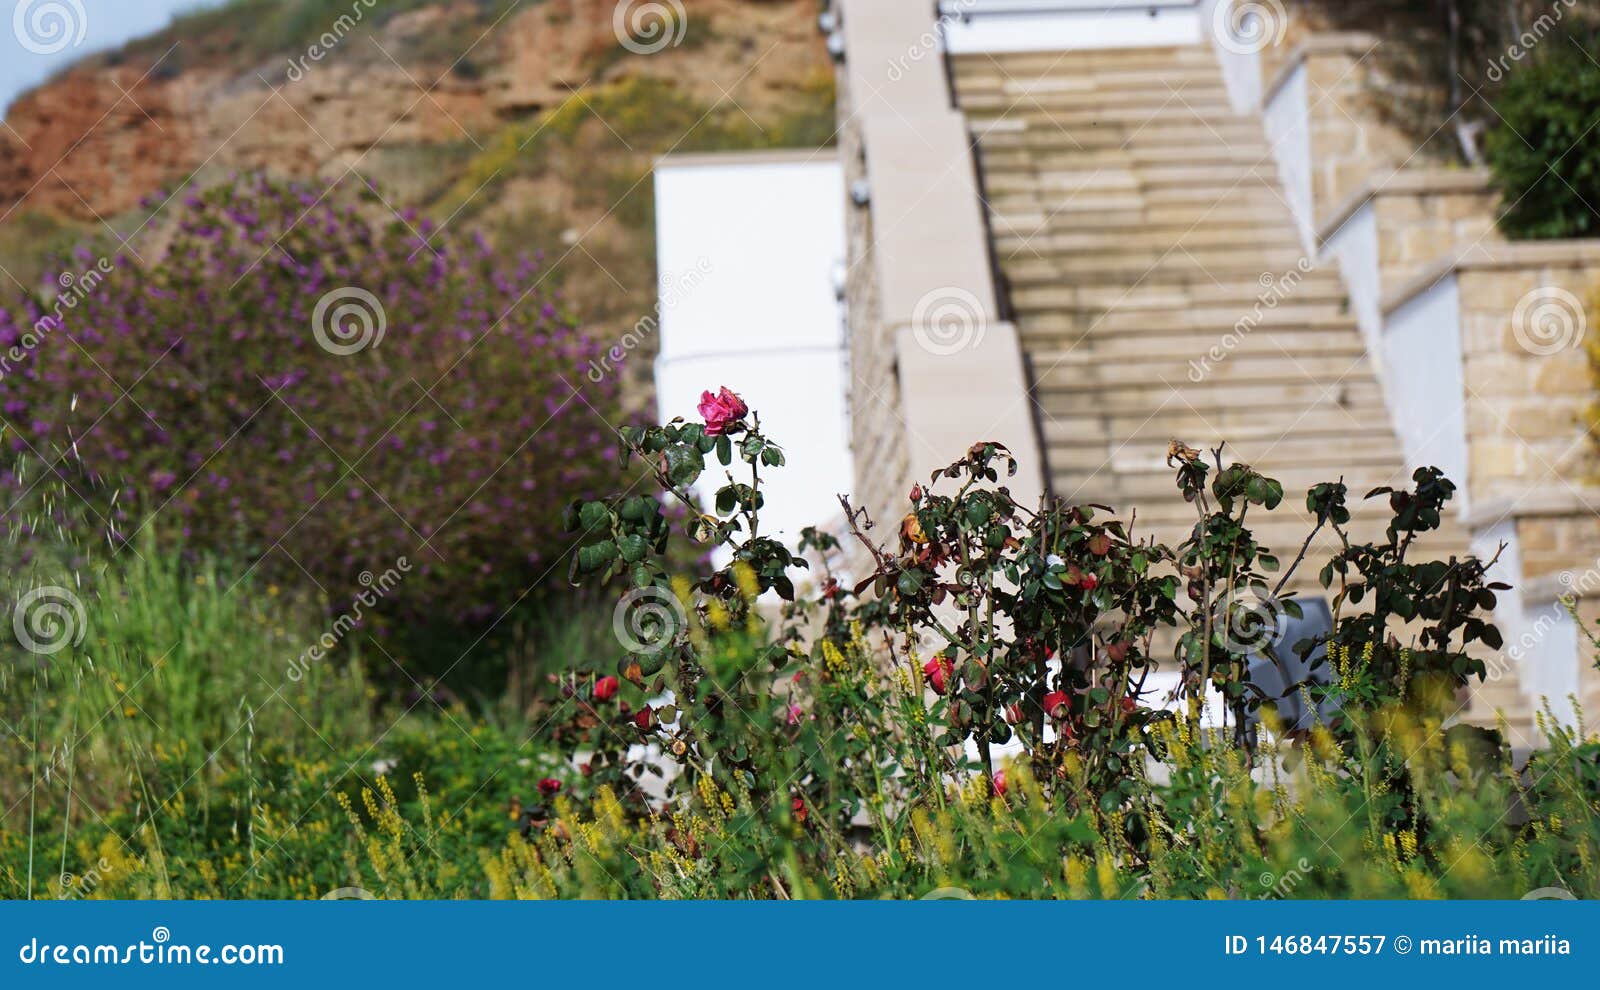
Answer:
[{"xmin": 0, "ymin": 68, "xmax": 202, "ymax": 220}]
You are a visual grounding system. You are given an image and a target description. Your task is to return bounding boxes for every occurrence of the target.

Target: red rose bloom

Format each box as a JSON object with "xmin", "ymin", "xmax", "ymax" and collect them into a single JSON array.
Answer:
[
  {"xmin": 1043, "ymin": 690, "xmax": 1071, "ymax": 721},
  {"xmin": 992, "ymin": 770, "xmax": 1007, "ymax": 797},
  {"xmin": 633, "ymin": 705, "xmax": 656, "ymax": 730},
  {"xmin": 697, "ymin": 387, "xmax": 748, "ymax": 436},
  {"xmin": 923, "ymin": 655, "xmax": 955, "ymax": 695},
  {"xmin": 592, "ymin": 675, "xmax": 619, "ymax": 701},
  {"xmin": 537, "ymin": 778, "xmax": 561, "ymax": 797},
  {"xmin": 1080, "ymin": 573, "xmax": 1099, "ymax": 591}
]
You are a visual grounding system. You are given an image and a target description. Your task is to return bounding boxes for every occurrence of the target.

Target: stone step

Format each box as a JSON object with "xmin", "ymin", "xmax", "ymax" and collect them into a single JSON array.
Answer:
[
  {"xmin": 1022, "ymin": 329, "xmax": 1368, "ymax": 360},
  {"xmin": 965, "ymin": 104, "xmax": 1261, "ymax": 133},
  {"xmin": 953, "ymin": 47, "xmax": 1226, "ymax": 76},
  {"xmin": 1033, "ymin": 378, "xmax": 1388, "ymax": 415},
  {"xmin": 974, "ymin": 120, "xmax": 1268, "ymax": 151},
  {"xmin": 956, "ymin": 86, "xmax": 1235, "ymax": 116},
  {"xmin": 978, "ymin": 142, "xmax": 1272, "ymax": 173},
  {"xmin": 1020, "ymin": 303, "xmax": 1358, "ymax": 337},
  {"xmin": 996, "ymin": 230, "xmax": 1305, "ymax": 258},
  {"xmin": 1005, "ymin": 257, "xmax": 1330, "ymax": 291},
  {"xmin": 1044, "ymin": 434, "xmax": 1405, "ymax": 476},
  {"xmin": 990, "ymin": 204, "xmax": 1299, "ymax": 233},
  {"xmin": 1031, "ymin": 349, "xmax": 1379, "ymax": 388},
  {"xmin": 1011, "ymin": 278, "xmax": 1349, "ymax": 314},
  {"xmin": 983, "ymin": 163, "xmax": 1283, "ymax": 195},
  {"xmin": 1003, "ymin": 245, "xmax": 1309, "ymax": 280}
]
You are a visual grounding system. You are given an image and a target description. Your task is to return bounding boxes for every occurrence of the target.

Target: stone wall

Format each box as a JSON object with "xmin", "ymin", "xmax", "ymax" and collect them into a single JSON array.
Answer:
[{"xmin": 1446, "ymin": 245, "xmax": 1600, "ymax": 506}]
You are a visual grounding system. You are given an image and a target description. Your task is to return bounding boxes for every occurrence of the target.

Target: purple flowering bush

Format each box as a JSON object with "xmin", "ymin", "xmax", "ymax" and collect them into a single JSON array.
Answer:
[{"xmin": 0, "ymin": 175, "xmax": 627, "ymax": 629}]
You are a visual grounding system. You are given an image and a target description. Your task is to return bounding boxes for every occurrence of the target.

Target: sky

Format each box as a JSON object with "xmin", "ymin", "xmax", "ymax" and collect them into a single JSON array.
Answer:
[{"xmin": 2, "ymin": 0, "xmax": 227, "ymax": 115}]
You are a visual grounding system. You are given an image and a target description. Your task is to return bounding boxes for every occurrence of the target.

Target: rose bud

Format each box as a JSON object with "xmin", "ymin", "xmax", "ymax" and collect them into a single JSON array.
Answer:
[
  {"xmin": 1120, "ymin": 695, "xmax": 1136, "ymax": 715},
  {"xmin": 1004, "ymin": 703, "xmax": 1024, "ymax": 725},
  {"xmin": 922, "ymin": 655, "xmax": 955, "ymax": 695},
  {"xmin": 1043, "ymin": 690, "xmax": 1071, "ymax": 721},
  {"xmin": 910, "ymin": 483, "xmax": 923, "ymax": 503},
  {"xmin": 537, "ymin": 778, "xmax": 561, "ymax": 797},
  {"xmin": 592, "ymin": 676, "xmax": 619, "ymax": 701},
  {"xmin": 791, "ymin": 796, "xmax": 807, "ymax": 823},
  {"xmin": 633, "ymin": 705, "xmax": 656, "ymax": 731},
  {"xmin": 1080, "ymin": 573, "xmax": 1099, "ymax": 591},
  {"xmin": 787, "ymin": 704, "xmax": 803, "ymax": 726},
  {"xmin": 992, "ymin": 770, "xmax": 1007, "ymax": 797}
]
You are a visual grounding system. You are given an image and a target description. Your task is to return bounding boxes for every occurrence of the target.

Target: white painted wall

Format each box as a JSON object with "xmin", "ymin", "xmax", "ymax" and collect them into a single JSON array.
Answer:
[
  {"xmin": 653, "ymin": 154, "xmax": 853, "ymax": 551},
  {"xmin": 940, "ymin": 0, "xmax": 1203, "ymax": 54},
  {"xmin": 1322, "ymin": 201, "xmax": 1382, "ymax": 361},
  {"xmin": 1199, "ymin": 0, "xmax": 1264, "ymax": 114},
  {"xmin": 1262, "ymin": 60, "xmax": 1313, "ymax": 251},
  {"xmin": 1382, "ymin": 276, "xmax": 1468, "ymax": 503}
]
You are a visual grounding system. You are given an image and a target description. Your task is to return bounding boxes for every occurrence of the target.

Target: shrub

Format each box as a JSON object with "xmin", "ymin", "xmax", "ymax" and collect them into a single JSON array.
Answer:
[
  {"xmin": 0, "ymin": 174, "xmax": 626, "ymax": 629},
  {"xmin": 1486, "ymin": 32, "xmax": 1600, "ymax": 239}
]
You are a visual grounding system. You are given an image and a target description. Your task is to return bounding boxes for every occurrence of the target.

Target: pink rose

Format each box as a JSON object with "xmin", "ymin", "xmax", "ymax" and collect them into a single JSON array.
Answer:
[{"xmin": 697, "ymin": 387, "xmax": 748, "ymax": 436}]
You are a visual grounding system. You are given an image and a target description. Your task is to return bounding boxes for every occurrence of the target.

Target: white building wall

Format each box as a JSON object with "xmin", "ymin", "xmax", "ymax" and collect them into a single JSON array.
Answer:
[
  {"xmin": 1262, "ymin": 60, "xmax": 1313, "ymax": 251},
  {"xmin": 1382, "ymin": 276, "xmax": 1468, "ymax": 503},
  {"xmin": 653, "ymin": 152, "xmax": 853, "ymax": 551}
]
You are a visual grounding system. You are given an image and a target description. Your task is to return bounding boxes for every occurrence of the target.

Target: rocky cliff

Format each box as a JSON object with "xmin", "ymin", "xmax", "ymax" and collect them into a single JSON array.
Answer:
[{"xmin": 0, "ymin": 0, "xmax": 834, "ymax": 392}]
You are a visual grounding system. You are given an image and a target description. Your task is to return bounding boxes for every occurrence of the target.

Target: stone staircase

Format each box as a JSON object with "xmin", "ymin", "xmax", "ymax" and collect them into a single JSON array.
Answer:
[{"xmin": 952, "ymin": 46, "xmax": 1535, "ymax": 742}]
